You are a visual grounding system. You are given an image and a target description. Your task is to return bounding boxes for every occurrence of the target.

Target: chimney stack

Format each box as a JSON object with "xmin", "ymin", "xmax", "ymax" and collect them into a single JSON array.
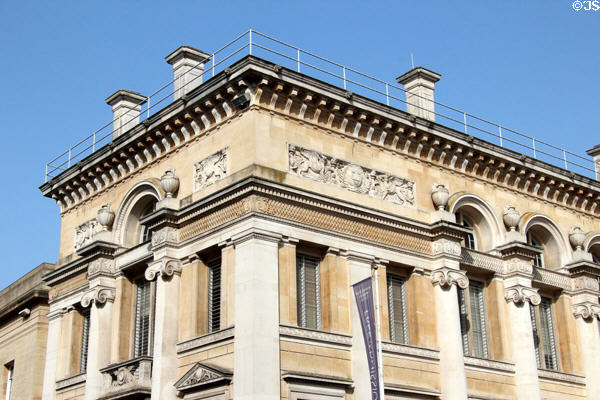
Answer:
[
  {"xmin": 165, "ymin": 46, "xmax": 210, "ymax": 100},
  {"xmin": 396, "ymin": 67, "xmax": 441, "ymax": 121},
  {"xmin": 105, "ymin": 89, "xmax": 146, "ymax": 139},
  {"xmin": 587, "ymin": 145, "xmax": 600, "ymax": 180}
]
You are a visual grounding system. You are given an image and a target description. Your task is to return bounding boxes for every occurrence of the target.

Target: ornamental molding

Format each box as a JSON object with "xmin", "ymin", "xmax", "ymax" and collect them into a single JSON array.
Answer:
[
  {"xmin": 503, "ymin": 259, "xmax": 533, "ymax": 277},
  {"xmin": 144, "ymin": 258, "xmax": 181, "ymax": 281},
  {"xmin": 177, "ymin": 327, "xmax": 234, "ymax": 354},
  {"xmin": 571, "ymin": 275, "xmax": 600, "ymax": 293},
  {"xmin": 532, "ymin": 268, "xmax": 571, "ymax": 291},
  {"xmin": 101, "ymin": 357, "xmax": 152, "ymax": 395},
  {"xmin": 432, "ymin": 239, "xmax": 461, "ymax": 257},
  {"xmin": 80, "ymin": 286, "xmax": 116, "ymax": 307},
  {"xmin": 74, "ymin": 219, "xmax": 100, "ymax": 250},
  {"xmin": 460, "ymin": 248, "xmax": 503, "ymax": 273},
  {"xmin": 430, "ymin": 267, "xmax": 468, "ymax": 289},
  {"xmin": 151, "ymin": 226, "xmax": 178, "ymax": 247},
  {"xmin": 87, "ymin": 258, "xmax": 115, "ymax": 278},
  {"xmin": 55, "ymin": 373, "xmax": 86, "ymax": 391},
  {"xmin": 279, "ymin": 325, "xmax": 352, "ymax": 347},
  {"xmin": 504, "ymin": 285, "xmax": 541, "ymax": 306},
  {"xmin": 537, "ymin": 369, "xmax": 586, "ymax": 385},
  {"xmin": 175, "ymin": 362, "xmax": 232, "ymax": 392},
  {"xmin": 572, "ymin": 302, "xmax": 600, "ymax": 320},
  {"xmin": 463, "ymin": 356, "xmax": 515, "ymax": 374},
  {"xmin": 288, "ymin": 144, "xmax": 415, "ymax": 207},
  {"xmin": 381, "ymin": 341, "xmax": 439, "ymax": 361},
  {"xmin": 194, "ymin": 148, "xmax": 228, "ymax": 192}
]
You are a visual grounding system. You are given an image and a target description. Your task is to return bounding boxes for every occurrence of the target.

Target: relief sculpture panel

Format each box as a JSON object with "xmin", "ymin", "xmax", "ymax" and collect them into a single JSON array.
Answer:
[
  {"xmin": 193, "ymin": 148, "xmax": 228, "ymax": 192},
  {"xmin": 288, "ymin": 144, "xmax": 415, "ymax": 207}
]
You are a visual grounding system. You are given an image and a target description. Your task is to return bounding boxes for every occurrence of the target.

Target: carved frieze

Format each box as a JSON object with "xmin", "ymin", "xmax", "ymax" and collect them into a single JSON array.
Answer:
[
  {"xmin": 74, "ymin": 219, "xmax": 100, "ymax": 250},
  {"xmin": 572, "ymin": 302, "xmax": 600, "ymax": 320},
  {"xmin": 175, "ymin": 362, "xmax": 232, "ymax": 392},
  {"xmin": 101, "ymin": 357, "xmax": 152, "ymax": 396},
  {"xmin": 503, "ymin": 259, "xmax": 533, "ymax": 277},
  {"xmin": 80, "ymin": 287, "xmax": 116, "ymax": 308},
  {"xmin": 433, "ymin": 239, "xmax": 461, "ymax": 257},
  {"xmin": 193, "ymin": 149, "xmax": 228, "ymax": 192},
  {"xmin": 572, "ymin": 275, "xmax": 600, "ymax": 293},
  {"xmin": 288, "ymin": 144, "xmax": 415, "ymax": 207},
  {"xmin": 144, "ymin": 259, "xmax": 181, "ymax": 281},
  {"xmin": 151, "ymin": 226, "xmax": 178, "ymax": 247},
  {"xmin": 431, "ymin": 267, "xmax": 468, "ymax": 289},
  {"xmin": 504, "ymin": 285, "xmax": 541, "ymax": 306},
  {"xmin": 88, "ymin": 259, "xmax": 115, "ymax": 278}
]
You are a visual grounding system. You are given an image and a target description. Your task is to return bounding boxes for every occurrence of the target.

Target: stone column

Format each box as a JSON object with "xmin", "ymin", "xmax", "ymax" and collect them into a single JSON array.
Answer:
[
  {"xmin": 81, "ymin": 286, "xmax": 115, "ymax": 400},
  {"xmin": 146, "ymin": 258, "xmax": 181, "ymax": 400},
  {"xmin": 232, "ymin": 229, "xmax": 281, "ymax": 400},
  {"xmin": 431, "ymin": 267, "xmax": 469, "ymax": 400},
  {"xmin": 346, "ymin": 251, "xmax": 376, "ymax": 400},
  {"xmin": 41, "ymin": 309, "xmax": 64, "ymax": 400},
  {"xmin": 573, "ymin": 302, "xmax": 600, "ymax": 399}
]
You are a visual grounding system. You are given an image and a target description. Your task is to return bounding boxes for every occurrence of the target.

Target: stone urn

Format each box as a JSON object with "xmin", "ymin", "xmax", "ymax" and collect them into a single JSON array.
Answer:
[
  {"xmin": 502, "ymin": 205, "xmax": 520, "ymax": 231},
  {"xmin": 161, "ymin": 169, "xmax": 180, "ymax": 198},
  {"xmin": 569, "ymin": 227, "xmax": 586, "ymax": 251},
  {"xmin": 97, "ymin": 204, "xmax": 115, "ymax": 231},
  {"xmin": 431, "ymin": 183, "xmax": 449, "ymax": 211}
]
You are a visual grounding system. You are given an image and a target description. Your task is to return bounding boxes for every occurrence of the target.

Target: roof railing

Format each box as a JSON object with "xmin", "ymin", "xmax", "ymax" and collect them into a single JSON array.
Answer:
[{"xmin": 44, "ymin": 29, "xmax": 599, "ymax": 182}]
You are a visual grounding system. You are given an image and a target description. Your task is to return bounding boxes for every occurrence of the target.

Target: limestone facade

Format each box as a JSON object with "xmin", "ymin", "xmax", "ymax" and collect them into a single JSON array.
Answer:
[{"xmin": 31, "ymin": 46, "xmax": 600, "ymax": 400}]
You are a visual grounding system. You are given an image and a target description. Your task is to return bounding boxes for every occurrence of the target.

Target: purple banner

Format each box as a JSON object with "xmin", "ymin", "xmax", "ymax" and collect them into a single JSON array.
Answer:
[{"xmin": 352, "ymin": 277, "xmax": 381, "ymax": 400}]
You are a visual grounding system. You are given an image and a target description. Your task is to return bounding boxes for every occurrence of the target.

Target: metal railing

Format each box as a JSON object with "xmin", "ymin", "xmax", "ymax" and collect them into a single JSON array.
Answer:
[{"xmin": 44, "ymin": 29, "xmax": 599, "ymax": 182}]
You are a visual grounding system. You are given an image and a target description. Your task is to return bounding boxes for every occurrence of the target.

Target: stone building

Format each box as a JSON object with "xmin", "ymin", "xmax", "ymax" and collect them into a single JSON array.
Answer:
[
  {"xmin": 36, "ymin": 38, "xmax": 600, "ymax": 400},
  {"xmin": 0, "ymin": 263, "xmax": 54, "ymax": 400}
]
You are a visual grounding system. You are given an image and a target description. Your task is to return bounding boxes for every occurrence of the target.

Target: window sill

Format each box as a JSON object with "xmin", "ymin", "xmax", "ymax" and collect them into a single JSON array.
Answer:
[
  {"xmin": 177, "ymin": 326, "xmax": 235, "ymax": 355},
  {"xmin": 279, "ymin": 325, "xmax": 352, "ymax": 348},
  {"xmin": 463, "ymin": 356, "xmax": 515, "ymax": 375},
  {"xmin": 537, "ymin": 368, "xmax": 585, "ymax": 386},
  {"xmin": 56, "ymin": 372, "xmax": 86, "ymax": 391},
  {"xmin": 381, "ymin": 340, "xmax": 439, "ymax": 362}
]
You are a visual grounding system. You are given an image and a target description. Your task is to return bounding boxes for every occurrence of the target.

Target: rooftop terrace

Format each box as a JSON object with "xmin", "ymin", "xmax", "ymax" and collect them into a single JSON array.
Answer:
[{"xmin": 43, "ymin": 29, "xmax": 599, "ymax": 183}]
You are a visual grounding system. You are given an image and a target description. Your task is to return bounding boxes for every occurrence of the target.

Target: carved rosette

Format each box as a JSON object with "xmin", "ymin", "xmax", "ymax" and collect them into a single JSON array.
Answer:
[
  {"xmin": 569, "ymin": 227, "xmax": 586, "ymax": 251},
  {"xmin": 80, "ymin": 287, "xmax": 116, "ymax": 308},
  {"xmin": 160, "ymin": 169, "xmax": 180, "ymax": 198},
  {"xmin": 431, "ymin": 267, "xmax": 469, "ymax": 289},
  {"xmin": 431, "ymin": 183, "xmax": 449, "ymax": 211},
  {"xmin": 504, "ymin": 285, "xmax": 541, "ymax": 306},
  {"xmin": 194, "ymin": 149, "xmax": 228, "ymax": 192},
  {"xmin": 432, "ymin": 239, "xmax": 461, "ymax": 257},
  {"xmin": 145, "ymin": 259, "xmax": 181, "ymax": 281},
  {"xmin": 572, "ymin": 302, "xmax": 600, "ymax": 320},
  {"xmin": 502, "ymin": 205, "xmax": 520, "ymax": 232},
  {"xmin": 96, "ymin": 204, "xmax": 115, "ymax": 231},
  {"xmin": 288, "ymin": 144, "xmax": 415, "ymax": 207}
]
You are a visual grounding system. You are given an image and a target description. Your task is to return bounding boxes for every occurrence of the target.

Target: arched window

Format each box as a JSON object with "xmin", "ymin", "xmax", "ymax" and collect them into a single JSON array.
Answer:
[
  {"xmin": 138, "ymin": 202, "xmax": 156, "ymax": 243},
  {"xmin": 113, "ymin": 182, "xmax": 162, "ymax": 247},
  {"xmin": 457, "ymin": 212, "xmax": 477, "ymax": 250},
  {"xmin": 527, "ymin": 231, "xmax": 545, "ymax": 268},
  {"xmin": 520, "ymin": 214, "xmax": 567, "ymax": 270}
]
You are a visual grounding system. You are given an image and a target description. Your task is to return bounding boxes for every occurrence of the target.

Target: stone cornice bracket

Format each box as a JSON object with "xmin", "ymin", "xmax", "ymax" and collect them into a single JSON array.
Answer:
[
  {"xmin": 431, "ymin": 267, "xmax": 469, "ymax": 289},
  {"xmin": 231, "ymin": 228, "xmax": 283, "ymax": 247},
  {"xmin": 339, "ymin": 250, "xmax": 375, "ymax": 265},
  {"xmin": 80, "ymin": 287, "xmax": 116, "ymax": 308},
  {"xmin": 144, "ymin": 258, "xmax": 182, "ymax": 281},
  {"xmin": 572, "ymin": 302, "xmax": 600, "ymax": 320},
  {"xmin": 504, "ymin": 285, "xmax": 541, "ymax": 306}
]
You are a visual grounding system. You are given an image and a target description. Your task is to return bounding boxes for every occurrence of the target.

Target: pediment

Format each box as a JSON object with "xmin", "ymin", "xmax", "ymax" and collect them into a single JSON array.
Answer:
[{"xmin": 174, "ymin": 362, "xmax": 233, "ymax": 392}]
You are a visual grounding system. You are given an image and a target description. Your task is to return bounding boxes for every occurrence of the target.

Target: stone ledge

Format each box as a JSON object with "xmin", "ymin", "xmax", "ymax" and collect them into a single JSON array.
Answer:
[
  {"xmin": 177, "ymin": 326, "xmax": 235, "ymax": 354},
  {"xmin": 464, "ymin": 356, "xmax": 515, "ymax": 375},
  {"xmin": 537, "ymin": 368, "xmax": 585, "ymax": 386},
  {"xmin": 280, "ymin": 325, "xmax": 352, "ymax": 348},
  {"xmin": 55, "ymin": 372, "xmax": 86, "ymax": 391},
  {"xmin": 382, "ymin": 341, "xmax": 440, "ymax": 361}
]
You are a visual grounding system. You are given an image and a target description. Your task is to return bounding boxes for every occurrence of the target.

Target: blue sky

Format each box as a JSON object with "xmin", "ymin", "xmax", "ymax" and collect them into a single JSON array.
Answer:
[{"xmin": 0, "ymin": 1, "xmax": 598, "ymax": 289}]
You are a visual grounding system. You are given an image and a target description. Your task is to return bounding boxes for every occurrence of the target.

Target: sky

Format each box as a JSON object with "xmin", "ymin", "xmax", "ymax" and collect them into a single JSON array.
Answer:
[{"xmin": 0, "ymin": 1, "xmax": 598, "ymax": 290}]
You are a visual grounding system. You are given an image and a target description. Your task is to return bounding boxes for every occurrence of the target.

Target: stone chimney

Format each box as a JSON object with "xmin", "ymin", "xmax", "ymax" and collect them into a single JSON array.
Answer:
[
  {"xmin": 105, "ymin": 89, "xmax": 146, "ymax": 139},
  {"xmin": 587, "ymin": 145, "xmax": 600, "ymax": 180},
  {"xmin": 165, "ymin": 46, "xmax": 210, "ymax": 100},
  {"xmin": 396, "ymin": 67, "xmax": 441, "ymax": 121}
]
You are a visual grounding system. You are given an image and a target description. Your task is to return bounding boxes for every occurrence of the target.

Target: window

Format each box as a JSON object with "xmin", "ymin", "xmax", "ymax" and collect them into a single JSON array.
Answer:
[
  {"xmin": 530, "ymin": 298, "xmax": 558, "ymax": 370},
  {"xmin": 456, "ymin": 212, "xmax": 476, "ymax": 250},
  {"xmin": 4, "ymin": 362, "xmax": 13, "ymax": 400},
  {"xmin": 133, "ymin": 279, "xmax": 154, "ymax": 357},
  {"xmin": 80, "ymin": 311, "xmax": 90, "ymax": 373},
  {"xmin": 527, "ymin": 232, "xmax": 544, "ymax": 268},
  {"xmin": 458, "ymin": 281, "xmax": 488, "ymax": 358},
  {"xmin": 387, "ymin": 275, "xmax": 408, "ymax": 344},
  {"xmin": 296, "ymin": 254, "xmax": 321, "ymax": 330},
  {"xmin": 139, "ymin": 202, "xmax": 155, "ymax": 243},
  {"xmin": 208, "ymin": 258, "xmax": 222, "ymax": 333}
]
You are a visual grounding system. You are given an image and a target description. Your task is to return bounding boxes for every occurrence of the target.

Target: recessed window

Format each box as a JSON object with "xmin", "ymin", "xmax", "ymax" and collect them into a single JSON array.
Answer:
[
  {"xmin": 208, "ymin": 258, "xmax": 222, "ymax": 333},
  {"xmin": 458, "ymin": 281, "xmax": 488, "ymax": 358},
  {"xmin": 133, "ymin": 279, "xmax": 155, "ymax": 357},
  {"xmin": 80, "ymin": 311, "xmax": 90, "ymax": 373},
  {"xmin": 296, "ymin": 254, "xmax": 321, "ymax": 330},
  {"xmin": 387, "ymin": 275, "xmax": 408, "ymax": 344},
  {"xmin": 4, "ymin": 362, "xmax": 13, "ymax": 400},
  {"xmin": 139, "ymin": 202, "xmax": 155, "ymax": 243},
  {"xmin": 527, "ymin": 232, "xmax": 545, "ymax": 268},
  {"xmin": 530, "ymin": 298, "xmax": 558, "ymax": 370},
  {"xmin": 456, "ymin": 212, "xmax": 477, "ymax": 250}
]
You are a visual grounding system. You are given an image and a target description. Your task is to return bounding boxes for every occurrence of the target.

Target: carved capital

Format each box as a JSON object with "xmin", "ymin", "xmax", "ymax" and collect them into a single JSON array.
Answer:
[
  {"xmin": 431, "ymin": 267, "xmax": 468, "ymax": 289},
  {"xmin": 504, "ymin": 285, "xmax": 541, "ymax": 306},
  {"xmin": 81, "ymin": 287, "xmax": 116, "ymax": 308},
  {"xmin": 145, "ymin": 259, "xmax": 181, "ymax": 281},
  {"xmin": 572, "ymin": 302, "xmax": 600, "ymax": 320}
]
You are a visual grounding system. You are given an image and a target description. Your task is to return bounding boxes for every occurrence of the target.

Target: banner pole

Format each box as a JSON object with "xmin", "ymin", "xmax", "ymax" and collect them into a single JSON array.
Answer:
[{"xmin": 373, "ymin": 265, "xmax": 385, "ymax": 399}]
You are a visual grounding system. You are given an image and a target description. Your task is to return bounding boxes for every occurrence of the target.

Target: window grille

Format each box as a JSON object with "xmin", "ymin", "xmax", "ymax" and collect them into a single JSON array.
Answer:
[
  {"xmin": 208, "ymin": 258, "xmax": 222, "ymax": 333},
  {"xmin": 530, "ymin": 298, "xmax": 558, "ymax": 370},
  {"xmin": 458, "ymin": 282, "xmax": 488, "ymax": 358},
  {"xmin": 296, "ymin": 254, "xmax": 321, "ymax": 330},
  {"xmin": 80, "ymin": 311, "xmax": 90, "ymax": 373},
  {"xmin": 387, "ymin": 275, "xmax": 408, "ymax": 344},
  {"xmin": 134, "ymin": 279, "xmax": 153, "ymax": 357},
  {"xmin": 529, "ymin": 303, "xmax": 541, "ymax": 367}
]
